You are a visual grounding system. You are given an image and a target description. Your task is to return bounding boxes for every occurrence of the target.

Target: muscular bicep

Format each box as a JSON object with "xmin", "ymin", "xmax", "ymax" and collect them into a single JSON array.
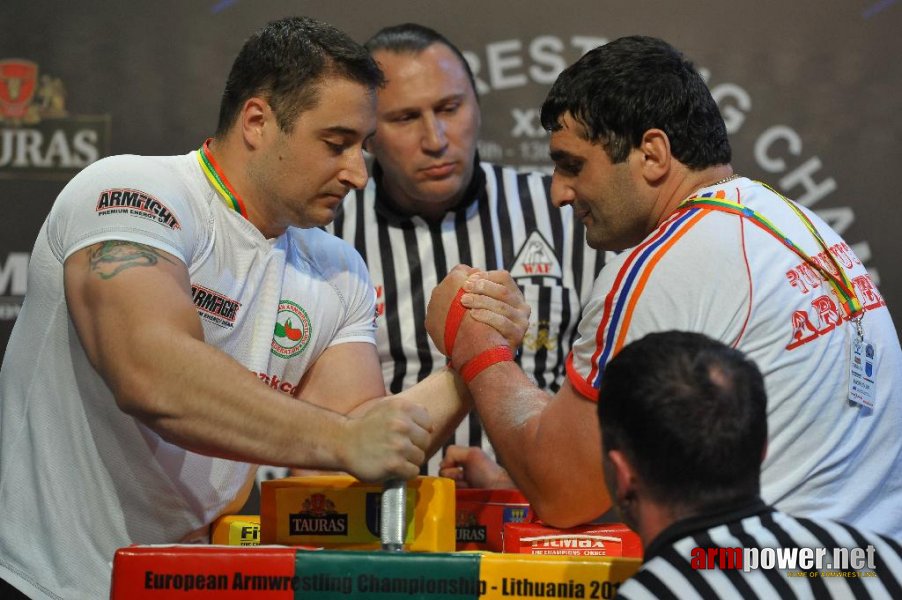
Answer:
[
  {"xmin": 539, "ymin": 379, "xmax": 603, "ymax": 461},
  {"xmin": 64, "ymin": 240, "xmax": 202, "ymax": 407},
  {"xmin": 295, "ymin": 341, "xmax": 386, "ymax": 415},
  {"xmin": 516, "ymin": 377, "xmax": 609, "ymax": 525}
]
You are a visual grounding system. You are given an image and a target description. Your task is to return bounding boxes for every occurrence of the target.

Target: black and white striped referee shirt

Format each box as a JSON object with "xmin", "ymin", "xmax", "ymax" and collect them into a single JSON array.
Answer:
[
  {"xmin": 328, "ymin": 159, "xmax": 604, "ymax": 475},
  {"xmin": 617, "ymin": 498, "xmax": 902, "ymax": 599}
]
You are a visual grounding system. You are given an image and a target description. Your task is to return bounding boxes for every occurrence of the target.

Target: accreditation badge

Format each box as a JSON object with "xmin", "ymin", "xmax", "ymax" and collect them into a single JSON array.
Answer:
[{"xmin": 849, "ymin": 337, "xmax": 877, "ymax": 408}]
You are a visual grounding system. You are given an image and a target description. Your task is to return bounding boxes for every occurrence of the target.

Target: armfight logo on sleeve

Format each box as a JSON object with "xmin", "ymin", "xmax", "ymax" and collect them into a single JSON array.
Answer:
[
  {"xmin": 191, "ymin": 284, "xmax": 240, "ymax": 328},
  {"xmin": 96, "ymin": 188, "xmax": 181, "ymax": 229},
  {"xmin": 0, "ymin": 59, "xmax": 110, "ymax": 180}
]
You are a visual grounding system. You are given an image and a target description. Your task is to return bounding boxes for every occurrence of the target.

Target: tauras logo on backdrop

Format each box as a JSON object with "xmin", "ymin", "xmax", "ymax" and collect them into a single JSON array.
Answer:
[
  {"xmin": 0, "ymin": 252, "xmax": 28, "ymax": 321},
  {"xmin": 0, "ymin": 59, "xmax": 110, "ymax": 180}
]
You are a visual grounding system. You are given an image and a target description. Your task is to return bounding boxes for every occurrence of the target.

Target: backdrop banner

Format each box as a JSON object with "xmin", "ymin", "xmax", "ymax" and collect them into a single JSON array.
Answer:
[{"xmin": 2, "ymin": 0, "xmax": 899, "ymax": 362}]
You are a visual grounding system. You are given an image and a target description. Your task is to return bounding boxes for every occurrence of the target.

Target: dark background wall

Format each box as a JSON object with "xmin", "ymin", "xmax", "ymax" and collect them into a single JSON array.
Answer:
[{"xmin": 2, "ymin": 0, "xmax": 900, "ymax": 362}]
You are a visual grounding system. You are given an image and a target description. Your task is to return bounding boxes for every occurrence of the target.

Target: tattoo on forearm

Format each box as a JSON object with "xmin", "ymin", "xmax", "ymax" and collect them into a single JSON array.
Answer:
[{"xmin": 88, "ymin": 241, "xmax": 176, "ymax": 279}]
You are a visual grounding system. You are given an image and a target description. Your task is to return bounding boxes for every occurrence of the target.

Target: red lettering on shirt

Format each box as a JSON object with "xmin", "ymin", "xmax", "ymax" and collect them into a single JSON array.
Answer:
[
  {"xmin": 250, "ymin": 370, "xmax": 299, "ymax": 395},
  {"xmin": 786, "ymin": 269, "xmax": 810, "ymax": 294},
  {"xmin": 811, "ymin": 294, "xmax": 842, "ymax": 334},
  {"xmin": 852, "ymin": 275, "xmax": 886, "ymax": 310},
  {"xmin": 786, "ymin": 309, "xmax": 821, "ymax": 350}
]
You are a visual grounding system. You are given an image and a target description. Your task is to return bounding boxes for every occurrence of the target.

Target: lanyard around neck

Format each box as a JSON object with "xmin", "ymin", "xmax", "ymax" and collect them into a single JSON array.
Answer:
[
  {"xmin": 196, "ymin": 139, "xmax": 249, "ymax": 219},
  {"xmin": 679, "ymin": 185, "xmax": 863, "ymax": 321}
]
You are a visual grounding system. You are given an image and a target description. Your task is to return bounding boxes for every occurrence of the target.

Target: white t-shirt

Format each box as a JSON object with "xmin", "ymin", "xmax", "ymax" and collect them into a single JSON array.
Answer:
[
  {"xmin": 0, "ymin": 151, "xmax": 376, "ymax": 599},
  {"xmin": 568, "ymin": 177, "xmax": 902, "ymax": 537}
]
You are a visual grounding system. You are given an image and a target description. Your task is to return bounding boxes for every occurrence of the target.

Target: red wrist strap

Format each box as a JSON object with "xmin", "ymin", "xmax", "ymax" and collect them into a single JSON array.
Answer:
[
  {"xmin": 459, "ymin": 346, "xmax": 515, "ymax": 383},
  {"xmin": 443, "ymin": 287, "xmax": 467, "ymax": 356}
]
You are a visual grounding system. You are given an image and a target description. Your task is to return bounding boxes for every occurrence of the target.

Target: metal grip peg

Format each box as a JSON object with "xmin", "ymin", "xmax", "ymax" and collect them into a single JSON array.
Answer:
[{"xmin": 380, "ymin": 479, "xmax": 407, "ymax": 552}]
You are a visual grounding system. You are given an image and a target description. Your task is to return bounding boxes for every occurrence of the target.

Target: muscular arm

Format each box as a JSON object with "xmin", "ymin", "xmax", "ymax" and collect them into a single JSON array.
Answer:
[
  {"xmin": 390, "ymin": 367, "xmax": 472, "ymax": 459},
  {"xmin": 65, "ymin": 241, "xmax": 429, "ymax": 481},
  {"xmin": 468, "ymin": 366, "xmax": 609, "ymax": 526},
  {"xmin": 297, "ymin": 342, "xmax": 472, "ymax": 459},
  {"xmin": 297, "ymin": 264, "xmax": 529, "ymax": 462},
  {"xmin": 427, "ymin": 265, "xmax": 610, "ymax": 526}
]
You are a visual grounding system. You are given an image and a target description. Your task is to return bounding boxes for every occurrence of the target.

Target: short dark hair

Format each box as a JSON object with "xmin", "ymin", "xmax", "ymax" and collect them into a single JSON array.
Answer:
[
  {"xmin": 540, "ymin": 36, "xmax": 731, "ymax": 169},
  {"xmin": 364, "ymin": 23, "xmax": 478, "ymax": 99},
  {"xmin": 216, "ymin": 16, "xmax": 384, "ymax": 136},
  {"xmin": 598, "ymin": 331, "xmax": 766, "ymax": 509}
]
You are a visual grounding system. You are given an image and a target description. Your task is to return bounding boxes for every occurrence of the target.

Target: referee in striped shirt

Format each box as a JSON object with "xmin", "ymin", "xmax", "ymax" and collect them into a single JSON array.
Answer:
[
  {"xmin": 328, "ymin": 24, "xmax": 604, "ymax": 478},
  {"xmin": 599, "ymin": 331, "xmax": 901, "ymax": 599}
]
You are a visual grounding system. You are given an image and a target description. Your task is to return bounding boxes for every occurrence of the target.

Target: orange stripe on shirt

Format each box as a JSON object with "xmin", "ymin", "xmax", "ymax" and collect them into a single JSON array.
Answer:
[{"xmin": 612, "ymin": 210, "xmax": 711, "ymax": 353}]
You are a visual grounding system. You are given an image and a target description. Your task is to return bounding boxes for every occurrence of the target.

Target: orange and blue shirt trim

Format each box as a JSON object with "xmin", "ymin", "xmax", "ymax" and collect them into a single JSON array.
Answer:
[{"xmin": 566, "ymin": 199, "xmax": 718, "ymax": 400}]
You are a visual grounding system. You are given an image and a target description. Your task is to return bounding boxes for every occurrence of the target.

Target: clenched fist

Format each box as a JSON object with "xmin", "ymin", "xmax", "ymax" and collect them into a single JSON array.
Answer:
[{"xmin": 340, "ymin": 396, "xmax": 433, "ymax": 482}]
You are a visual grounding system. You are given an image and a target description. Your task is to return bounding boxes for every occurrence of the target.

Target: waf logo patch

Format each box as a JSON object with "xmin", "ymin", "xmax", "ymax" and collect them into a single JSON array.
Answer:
[
  {"xmin": 509, "ymin": 231, "xmax": 562, "ymax": 279},
  {"xmin": 271, "ymin": 299, "xmax": 312, "ymax": 358},
  {"xmin": 96, "ymin": 188, "xmax": 180, "ymax": 229}
]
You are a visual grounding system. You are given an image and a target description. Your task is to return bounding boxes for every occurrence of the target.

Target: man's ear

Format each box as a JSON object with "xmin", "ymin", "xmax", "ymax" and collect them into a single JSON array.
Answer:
[
  {"xmin": 636, "ymin": 128, "xmax": 671, "ymax": 184},
  {"xmin": 240, "ymin": 97, "xmax": 271, "ymax": 149},
  {"xmin": 607, "ymin": 448, "xmax": 638, "ymax": 502}
]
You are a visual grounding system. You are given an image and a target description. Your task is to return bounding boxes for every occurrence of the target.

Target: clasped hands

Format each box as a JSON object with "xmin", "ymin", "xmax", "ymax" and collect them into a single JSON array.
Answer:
[
  {"xmin": 425, "ymin": 265, "xmax": 528, "ymax": 488},
  {"xmin": 425, "ymin": 264, "xmax": 531, "ymax": 376},
  {"xmin": 316, "ymin": 266, "xmax": 528, "ymax": 484}
]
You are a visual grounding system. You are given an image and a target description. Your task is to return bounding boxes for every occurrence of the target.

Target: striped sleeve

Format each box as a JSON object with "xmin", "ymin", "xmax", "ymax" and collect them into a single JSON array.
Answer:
[{"xmin": 617, "ymin": 513, "xmax": 902, "ymax": 599}]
